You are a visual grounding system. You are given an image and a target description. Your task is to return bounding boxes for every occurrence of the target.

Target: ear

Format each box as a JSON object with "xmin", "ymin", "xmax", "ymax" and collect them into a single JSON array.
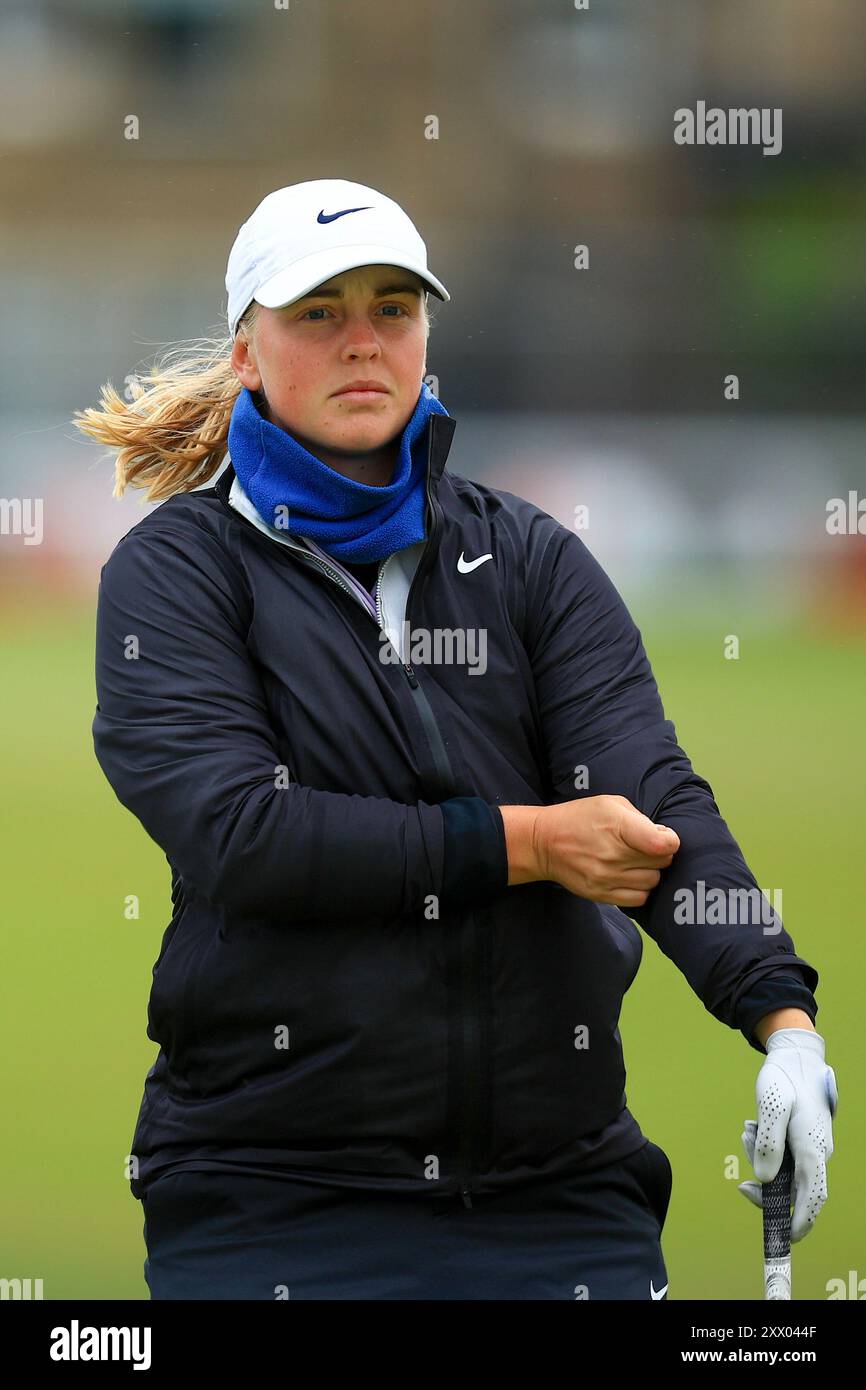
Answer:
[{"xmin": 230, "ymin": 332, "xmax": 262, "ymax": 392}]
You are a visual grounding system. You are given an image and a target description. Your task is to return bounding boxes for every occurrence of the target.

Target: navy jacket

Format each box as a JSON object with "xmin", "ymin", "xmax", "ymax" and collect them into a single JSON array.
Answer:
[{"xmin": 92, "ymin": 411, "xmax": 818, "ymax": 1203}]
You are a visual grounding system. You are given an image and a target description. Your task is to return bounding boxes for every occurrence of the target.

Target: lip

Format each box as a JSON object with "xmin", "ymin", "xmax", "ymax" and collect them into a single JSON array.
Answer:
[{"xmin": 332, "ymin": 380, "xmax": 390, "ymax": 397}]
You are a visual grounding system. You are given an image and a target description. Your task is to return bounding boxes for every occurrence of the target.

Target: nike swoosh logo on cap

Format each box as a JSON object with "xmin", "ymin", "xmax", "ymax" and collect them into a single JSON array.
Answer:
[
  {"xmin": 317, "ymin": 206, "xmax": 373, "ymax": 223},
  {"xmin": 650, "ymin": 1280, "xmax": 668, "ymax": 1300},
  {"xmin": 457, "ymin": 551, "xmax": 493, "ymax": 574}
]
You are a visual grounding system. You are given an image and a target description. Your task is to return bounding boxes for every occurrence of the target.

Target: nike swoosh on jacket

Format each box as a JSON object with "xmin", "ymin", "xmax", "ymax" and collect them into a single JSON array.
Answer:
[{"xmin": 91, "ymin": 412, "xmax": 818, "ymax": 1202}]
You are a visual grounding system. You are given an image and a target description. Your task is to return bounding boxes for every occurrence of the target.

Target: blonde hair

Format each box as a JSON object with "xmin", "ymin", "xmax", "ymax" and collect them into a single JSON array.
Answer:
[{"xmin": 72, "ymin": 292, "xmax": 432, "ymax": 504}]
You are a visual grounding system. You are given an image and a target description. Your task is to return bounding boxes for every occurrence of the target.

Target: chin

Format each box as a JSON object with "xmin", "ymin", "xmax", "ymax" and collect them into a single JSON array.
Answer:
[
  {"xmin": 343, "ymin": 436, "xmax": 393, "ymax": 456},
  {"xmin": 330, "ymin": 421, "xmax": 395, "ymax": 450}
]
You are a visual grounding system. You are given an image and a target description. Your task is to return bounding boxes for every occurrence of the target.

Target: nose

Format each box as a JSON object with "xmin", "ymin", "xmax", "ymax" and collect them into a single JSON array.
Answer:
[{"xmin": 340, "ymin": 312, "xmax": 382, "ymax": 360}]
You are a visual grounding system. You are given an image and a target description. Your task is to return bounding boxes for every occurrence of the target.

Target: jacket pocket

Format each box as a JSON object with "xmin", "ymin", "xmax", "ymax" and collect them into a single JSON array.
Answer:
[
  {"xmin": 149, "ymin": 863, "xmax": 189, "ymax": 978},
  {"xmin": 146, "ymin": 886, "xmax": 206, "ymax": 1073},
  {"xmin": 598, "ymin": 904, "xmax": 643, "ymax": 992},
  {"xmin": 624, "ymin": 1140, "xmax": 673, "ymax": 1231}
]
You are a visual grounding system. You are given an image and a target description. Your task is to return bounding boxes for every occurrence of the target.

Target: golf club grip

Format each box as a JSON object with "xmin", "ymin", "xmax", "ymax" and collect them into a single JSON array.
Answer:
[{"xmin": 762, "ymin": 1139, "xmax": 794, "ymax": 1300}]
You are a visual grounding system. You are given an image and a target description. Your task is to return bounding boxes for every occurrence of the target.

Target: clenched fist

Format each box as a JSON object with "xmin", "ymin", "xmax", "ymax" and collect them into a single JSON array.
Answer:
[{"xmin": 500, "ymin": 795, "xmax": 680, "ymax": 907}]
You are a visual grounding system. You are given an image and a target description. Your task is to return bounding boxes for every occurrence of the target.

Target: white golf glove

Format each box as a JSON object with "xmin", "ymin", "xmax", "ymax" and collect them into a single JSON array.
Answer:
[{"xmin": 738, "ymin": 1028, "xmax": 837, "ymax": 1243}]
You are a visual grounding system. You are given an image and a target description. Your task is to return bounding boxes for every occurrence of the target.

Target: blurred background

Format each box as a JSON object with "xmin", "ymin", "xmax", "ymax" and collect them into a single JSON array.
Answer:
[{"xmin": 1, "ymin": 0, "xmax": 863, "ymax": 1300}]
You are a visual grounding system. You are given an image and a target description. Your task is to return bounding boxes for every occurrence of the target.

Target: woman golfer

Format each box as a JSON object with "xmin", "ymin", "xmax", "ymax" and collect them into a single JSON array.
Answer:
[{"xmin": 76, "ymin": 178, "xmax": 834, "ymax": 1301}]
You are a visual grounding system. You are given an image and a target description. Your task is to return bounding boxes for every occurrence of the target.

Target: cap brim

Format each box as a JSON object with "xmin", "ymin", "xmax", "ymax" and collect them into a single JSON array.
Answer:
[{"xmin": 253, "ymin": 244, "xmax": 450, "ymax": 310}]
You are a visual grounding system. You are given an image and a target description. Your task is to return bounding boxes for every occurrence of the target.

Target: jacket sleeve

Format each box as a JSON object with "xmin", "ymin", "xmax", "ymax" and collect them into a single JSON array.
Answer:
[
  {"xmin": 734, "ymin": 968, "xmax": 819, "ymax": 1054},
  {"xmin": 92, "ymin": 524, "xmax": 505, "ymax": 921},
  {"xmin": 524, "ymin": 520, "xmax": 819, "ymax": 1035}
]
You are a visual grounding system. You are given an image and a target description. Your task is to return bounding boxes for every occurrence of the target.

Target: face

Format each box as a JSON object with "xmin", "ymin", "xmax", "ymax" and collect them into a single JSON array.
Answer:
[{"xmin": 230, "ymin": 264, "xmax": 429, "ymax": 460}]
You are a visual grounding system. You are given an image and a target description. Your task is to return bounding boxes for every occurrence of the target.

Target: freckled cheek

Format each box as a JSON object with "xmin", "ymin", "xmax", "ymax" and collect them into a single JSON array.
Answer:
[{"xmin": 270, "ymin": 358, "xmax": 308, "ymax": 397}]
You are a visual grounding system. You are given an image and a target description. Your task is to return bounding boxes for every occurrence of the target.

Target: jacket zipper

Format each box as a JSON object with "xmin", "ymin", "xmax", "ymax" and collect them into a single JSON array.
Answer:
[
  {"xmin": 396, "ymin": 442, "xmax": 480, "ymax": 1210},
  {"xmin": 304, "ymin": 451, "xmax": 481, "ymax": 1207},
  {"xmin": 217, "ymin": 452, "xmax": 482, "ymax": 1209}
]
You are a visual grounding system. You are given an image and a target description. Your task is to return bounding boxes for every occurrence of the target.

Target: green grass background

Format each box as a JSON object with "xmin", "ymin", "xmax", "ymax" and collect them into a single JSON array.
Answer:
[{"xmin": 2, "ymin": 600, "xmax": 862, "ymax": 1300}]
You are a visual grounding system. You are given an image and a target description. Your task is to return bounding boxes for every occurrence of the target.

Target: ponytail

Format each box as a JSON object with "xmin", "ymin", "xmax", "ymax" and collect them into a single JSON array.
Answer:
[{"xmin": 72, "ymin": 301, "xmax": 260, "ymax": 504}]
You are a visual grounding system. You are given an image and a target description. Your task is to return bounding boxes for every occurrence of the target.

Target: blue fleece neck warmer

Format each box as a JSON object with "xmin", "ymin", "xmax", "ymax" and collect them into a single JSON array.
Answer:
[{"xmin": 227, "ymin": 382, "xmax": 450, "ymax": 564}]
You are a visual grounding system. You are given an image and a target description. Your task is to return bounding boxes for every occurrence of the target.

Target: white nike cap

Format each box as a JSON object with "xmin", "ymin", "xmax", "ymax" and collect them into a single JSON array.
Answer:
[{"xmin": 225, "ymin": 179, "xmax": 451, "ymax": 339}]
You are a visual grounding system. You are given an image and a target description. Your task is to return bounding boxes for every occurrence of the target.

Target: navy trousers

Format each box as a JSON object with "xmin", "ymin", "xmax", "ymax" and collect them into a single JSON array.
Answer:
[{"xmin": 141, "ymin": 1139, "xmax": 673, "ymax": 1301}]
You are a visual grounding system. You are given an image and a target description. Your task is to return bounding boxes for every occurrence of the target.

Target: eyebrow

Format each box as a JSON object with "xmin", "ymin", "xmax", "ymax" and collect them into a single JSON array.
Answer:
[{"xmin": 294, "ymin": 282, "xmax": 423, "ymax": 302}]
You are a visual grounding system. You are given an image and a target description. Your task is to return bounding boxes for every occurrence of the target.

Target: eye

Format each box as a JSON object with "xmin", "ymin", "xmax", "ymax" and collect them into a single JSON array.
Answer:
[{"xmin": 299, "ymin": 302, "xmax": 411, "ymax": 322}]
